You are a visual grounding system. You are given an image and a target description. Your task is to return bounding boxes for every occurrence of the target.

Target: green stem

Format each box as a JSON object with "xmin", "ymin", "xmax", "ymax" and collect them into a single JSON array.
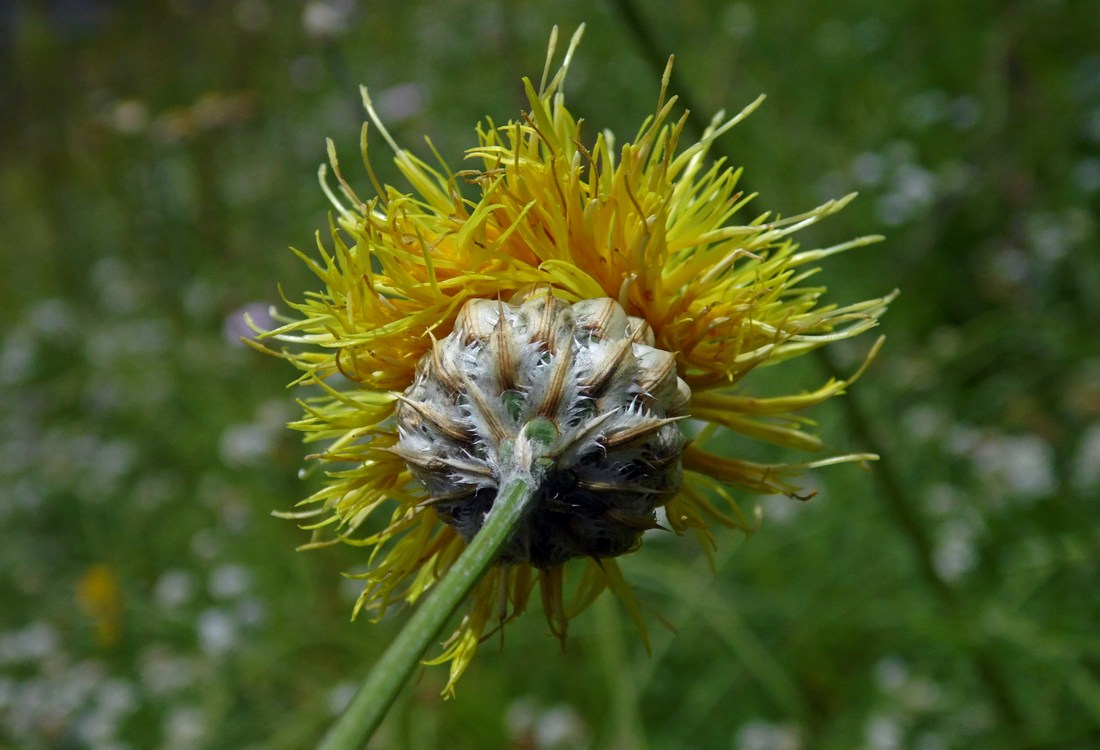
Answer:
[
  {"xmin": 317, "ymin": 475, "xmax": 536, "ymax": 750},
  {"xmin": 815, "ymin": 348, "xmax": 1024, "ymax": 729},
  {"xmin": 594, "ymin": 595, "xmax": 649, "ymax": 750}
]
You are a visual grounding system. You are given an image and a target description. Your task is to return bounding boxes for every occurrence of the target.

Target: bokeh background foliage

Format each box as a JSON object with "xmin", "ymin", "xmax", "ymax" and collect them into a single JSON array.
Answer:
[{"xmin": 2, "ymin": 0, "xmax": 1099, "ymax": 748}]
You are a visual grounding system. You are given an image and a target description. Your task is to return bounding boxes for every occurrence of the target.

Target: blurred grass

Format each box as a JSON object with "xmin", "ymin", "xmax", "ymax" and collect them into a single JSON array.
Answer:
[{"xmin": 2, "ymin": 1, "xmax": 1099, "ymax": 748}]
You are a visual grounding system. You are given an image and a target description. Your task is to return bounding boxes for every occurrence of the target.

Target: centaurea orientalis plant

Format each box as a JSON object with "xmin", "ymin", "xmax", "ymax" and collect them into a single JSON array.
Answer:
[{"xmin": 253, "ymin": 25, "xmax": 895, "ymax": 747}]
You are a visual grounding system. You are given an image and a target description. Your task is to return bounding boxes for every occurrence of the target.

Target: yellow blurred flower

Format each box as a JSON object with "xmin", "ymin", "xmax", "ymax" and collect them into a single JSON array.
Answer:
[
  {"xmin": 76, "ymin": 563, "xmax": 122, "ymax": 648},
  {"xmin": 256, "ymin": 26, "xmax": 893, "ymax": 694}
]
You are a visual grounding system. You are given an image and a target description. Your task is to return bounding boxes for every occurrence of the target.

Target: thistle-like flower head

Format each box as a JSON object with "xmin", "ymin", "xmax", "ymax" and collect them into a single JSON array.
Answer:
[
  {"xmin": 256, "ymin": 26, "xmax": 895, "ymax": 694},
  {"xmin": 395, "ymin": 294, "xmax": 689, "ymax": 569}
]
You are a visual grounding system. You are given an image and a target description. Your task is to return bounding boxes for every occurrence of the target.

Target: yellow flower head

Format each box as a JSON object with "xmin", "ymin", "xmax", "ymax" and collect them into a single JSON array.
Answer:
[{"xmin": 257, "ymin": 26, "xmax": 894, "ymax": 694}]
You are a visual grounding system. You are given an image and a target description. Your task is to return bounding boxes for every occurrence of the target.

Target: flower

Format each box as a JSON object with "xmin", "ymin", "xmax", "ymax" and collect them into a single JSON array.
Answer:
[
  {"xmin": 76, "ymin": 564, "xmax": 123, "ymax": 648},
  {"xmin": 254, "ymin": 25, "xmax": 894, "ymax": 695}
]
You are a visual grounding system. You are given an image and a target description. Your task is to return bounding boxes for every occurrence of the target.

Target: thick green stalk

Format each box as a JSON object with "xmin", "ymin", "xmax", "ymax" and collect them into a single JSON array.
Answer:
[{"xmin": 317, "ymin": 475, "xmax": 536, "ymax": 750}]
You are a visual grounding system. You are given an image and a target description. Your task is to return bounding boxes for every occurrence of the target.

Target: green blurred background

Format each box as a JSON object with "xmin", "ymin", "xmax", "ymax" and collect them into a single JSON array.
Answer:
[{"xmin": 3, "ymin": 1, "xmax": 1099, "ymax": 748}]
